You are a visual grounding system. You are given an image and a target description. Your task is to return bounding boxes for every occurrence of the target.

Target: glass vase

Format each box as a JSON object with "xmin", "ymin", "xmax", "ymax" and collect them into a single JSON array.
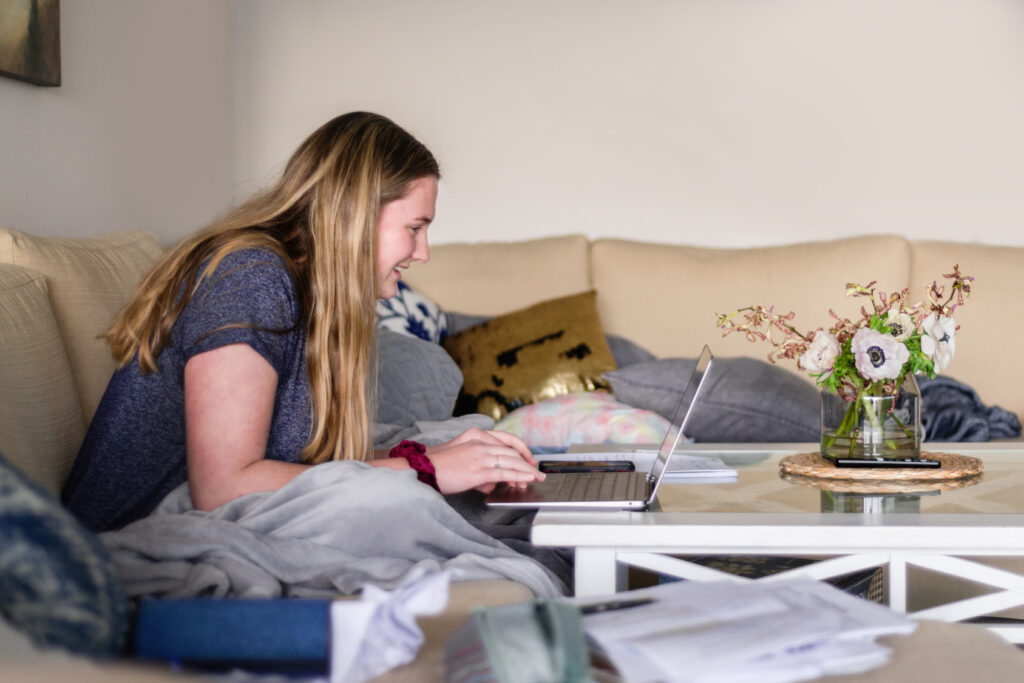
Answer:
[{"xmin": 820, "ymin": 375, "xmax": 922, "ymax": 461}]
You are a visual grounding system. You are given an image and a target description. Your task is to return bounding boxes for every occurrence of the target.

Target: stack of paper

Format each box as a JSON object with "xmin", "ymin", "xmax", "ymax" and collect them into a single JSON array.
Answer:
[
  {"xmin": 663, "ymin": 454, "xmax": 737, "ymax": 483},
  {"xmin": 576, "ymin": 578, "xmax": 915, "ymax": 683}
]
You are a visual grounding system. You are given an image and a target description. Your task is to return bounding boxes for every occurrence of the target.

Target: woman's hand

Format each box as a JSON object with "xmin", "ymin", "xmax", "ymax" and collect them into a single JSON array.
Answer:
[{"xmin": 424, "ymin": 428, "xmax": 544, "ymax": 495}]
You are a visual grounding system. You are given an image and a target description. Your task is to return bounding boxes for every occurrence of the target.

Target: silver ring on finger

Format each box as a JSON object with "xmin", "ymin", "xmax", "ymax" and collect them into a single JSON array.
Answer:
[{"xmin": 494, "ymin": 455, "xmax": 501, "ymax": 469}]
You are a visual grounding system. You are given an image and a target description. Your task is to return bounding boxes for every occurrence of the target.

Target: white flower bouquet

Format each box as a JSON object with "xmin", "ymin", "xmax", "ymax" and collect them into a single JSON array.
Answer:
[{"xmin": 715, "ymin": 267, "xmax": 973, "ymax": 459}]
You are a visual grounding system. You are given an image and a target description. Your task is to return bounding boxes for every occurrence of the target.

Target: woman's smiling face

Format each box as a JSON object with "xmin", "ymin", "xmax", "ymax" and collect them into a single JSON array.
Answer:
[{"xmin": 376, "ymin": 176, "xmax": 437, "ymax": 299}]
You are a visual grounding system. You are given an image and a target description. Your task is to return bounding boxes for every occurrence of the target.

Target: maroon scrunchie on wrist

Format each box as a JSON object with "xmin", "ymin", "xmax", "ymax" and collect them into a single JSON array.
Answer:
[{"xmin": 388, "ymin": 440, "xmax": 438, "ymax": 491}]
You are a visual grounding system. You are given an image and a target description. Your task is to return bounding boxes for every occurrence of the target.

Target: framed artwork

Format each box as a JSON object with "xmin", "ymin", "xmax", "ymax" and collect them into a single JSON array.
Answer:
[{"xmin": 0, "ymin": 0, "xmax": 61, "ymax": 86}]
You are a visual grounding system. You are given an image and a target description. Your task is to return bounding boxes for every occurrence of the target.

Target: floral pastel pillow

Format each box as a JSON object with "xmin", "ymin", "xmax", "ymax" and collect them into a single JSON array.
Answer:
[
  {"xmin": 377, "ymin": 280, "xmax": 448, "ymax": 343},
  {"xmin": 495, "ymin": 391, "xmax": 672, "ymax": 449}
]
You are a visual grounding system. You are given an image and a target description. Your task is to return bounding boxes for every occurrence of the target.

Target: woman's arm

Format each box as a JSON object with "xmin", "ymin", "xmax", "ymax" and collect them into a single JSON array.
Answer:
[
  {"xmin": 185, "ymin": 343, "xmax": 310, "ymax": 510},
  {"xmin": 186, "ymin": 345, "xmax": 544, "ymax": 507}
]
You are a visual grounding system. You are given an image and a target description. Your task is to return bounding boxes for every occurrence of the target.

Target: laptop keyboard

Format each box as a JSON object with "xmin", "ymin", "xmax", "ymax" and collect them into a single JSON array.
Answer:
[{"xmin": 553, "ymin": 471, "xmax": 647, "ymax": 501}]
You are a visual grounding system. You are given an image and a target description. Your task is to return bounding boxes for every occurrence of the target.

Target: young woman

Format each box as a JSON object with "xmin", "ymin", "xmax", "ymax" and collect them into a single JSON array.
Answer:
[{"xmin": 62, "ymin": 112, "xmax": 544, "ymax": 533}]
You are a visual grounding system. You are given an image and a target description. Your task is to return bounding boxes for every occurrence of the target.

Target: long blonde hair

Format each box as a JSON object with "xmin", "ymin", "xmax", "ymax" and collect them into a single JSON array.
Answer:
[{"xmin": 106, "ymin": 112, "xmax": 440, "ymax": 464}]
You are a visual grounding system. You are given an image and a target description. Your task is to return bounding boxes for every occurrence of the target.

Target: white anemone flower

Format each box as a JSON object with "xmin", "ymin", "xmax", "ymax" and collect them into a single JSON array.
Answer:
[
  {"xmin": 920, "ymin": 313, "xmax": 956, "ymax": 372},
  {"xmin": 800, "ymin": 330, "xmax": 841, "ymax": 377},
  {"xmin": 851, "ymin": 328, "xmax": 910, "ymax": 382},
  {"xmin": 885, "ymin": 310, "xmax": 914, "ymax": 342}
]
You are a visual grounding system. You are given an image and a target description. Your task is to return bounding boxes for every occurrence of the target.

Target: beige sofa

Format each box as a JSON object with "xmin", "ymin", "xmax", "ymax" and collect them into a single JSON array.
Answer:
[
  {"xmin": 7, "ymin": 228, "xmax": 1017, "ymax": 502},
  {"xmin": 2, "ymin": 226, "xmax": 1023, "ymax": 681},
  {"xmin": 407, "ymin": 233, "xmax": 1023, "ymax": 424}
]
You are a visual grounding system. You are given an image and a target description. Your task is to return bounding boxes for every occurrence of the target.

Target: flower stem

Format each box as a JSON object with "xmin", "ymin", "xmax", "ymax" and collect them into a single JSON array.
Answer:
[{"xmin": 887, "ymin": 405, "xmax": 916, "ymax": 440}]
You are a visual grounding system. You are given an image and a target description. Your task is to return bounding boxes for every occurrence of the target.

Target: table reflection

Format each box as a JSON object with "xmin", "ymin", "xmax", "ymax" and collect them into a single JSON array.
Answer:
[{"xmin": 819, "ymin": 490, "xmax": 934, "ymax": 514}]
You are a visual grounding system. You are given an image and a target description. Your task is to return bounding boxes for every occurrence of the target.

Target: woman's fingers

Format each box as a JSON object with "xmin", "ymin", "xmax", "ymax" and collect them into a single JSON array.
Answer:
[
  {"xmin": 484, "ymin": 430, "xmax": 537, "ymax": 465},
  {"xmin": 489, "ymin": 451, "xmax": 544, "ymax": 479},
  {"xmin": 457, "ymin": 428, "xmax": 536, "ymax": 465}
]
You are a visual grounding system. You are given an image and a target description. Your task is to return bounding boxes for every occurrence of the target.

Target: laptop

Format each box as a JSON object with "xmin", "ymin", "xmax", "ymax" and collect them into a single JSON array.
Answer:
[{"xmin": 485, "ymin": 345, "xmax": 713, "ymax": 510}]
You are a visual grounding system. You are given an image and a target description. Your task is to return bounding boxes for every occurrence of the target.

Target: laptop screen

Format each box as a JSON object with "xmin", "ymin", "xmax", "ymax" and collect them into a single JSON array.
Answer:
[{"xmin": 646, "ymin": 345, "xmax": 713, "ymax": 502}]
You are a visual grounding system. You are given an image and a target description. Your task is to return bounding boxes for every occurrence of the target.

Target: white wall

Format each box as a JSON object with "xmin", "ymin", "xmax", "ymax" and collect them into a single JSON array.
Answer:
[
  {"xmin": 4, "ymin": 2, "xmax": 1023, "ymax": 249},
  {"xmin": 0, "ymin": 0, "xmax": 234, "ymax": 244},
  {"xmin": 234, "ymin": 0, "xmax": 1024, "ymax": 247}
]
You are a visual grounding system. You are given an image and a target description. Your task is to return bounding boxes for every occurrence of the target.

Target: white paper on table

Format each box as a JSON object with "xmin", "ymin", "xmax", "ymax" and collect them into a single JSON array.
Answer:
[
  {"xmin": 634, "ymin": 605, "xmax": 843, "ymax": 681},
  {"xmin": 763, "ymin": 580, "xmax": 916, "ymax": 640},
  {"xmin": 665, "ymin": 455, "xmax": 738, "ymax": 478},
  {"xmin": 582, "ymin": 583, "xmax": 790, "ymax": 642},
  {"xmin": 329, "ymin": 568, "xmax": 451, "ymax": 683},
  {"xmin": 577, "ymin": 578, "xmax": 915, "ymax": 683}
]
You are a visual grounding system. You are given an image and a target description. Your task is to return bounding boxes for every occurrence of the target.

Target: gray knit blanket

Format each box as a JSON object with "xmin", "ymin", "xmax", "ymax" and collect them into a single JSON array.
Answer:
[{"xmin": 100, "ymin": 456, "xmax": 565, "ymax": 601}]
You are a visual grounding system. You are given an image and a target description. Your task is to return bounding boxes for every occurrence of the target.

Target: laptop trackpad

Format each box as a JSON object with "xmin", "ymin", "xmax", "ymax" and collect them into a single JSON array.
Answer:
[{"xmin": 485, "ymin": 472, "xmax": 649, "ymax": 508}]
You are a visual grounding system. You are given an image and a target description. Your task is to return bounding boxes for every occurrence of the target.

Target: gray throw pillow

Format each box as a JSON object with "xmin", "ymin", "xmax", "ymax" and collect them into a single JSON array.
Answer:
[
  {"xmin": 376, "ymin": 328, "xmax": 463, "ymax": 427},
  {"xmin": 445, "ymin": 311, "xmax": 490, "ymax": 336},
  {"xmin": 603, "ymin": 357, "xmax": 821, "ymax": 442},
  {"xmin": 605, "ymin": 334, "xmax": 656, "ymax": 368}
]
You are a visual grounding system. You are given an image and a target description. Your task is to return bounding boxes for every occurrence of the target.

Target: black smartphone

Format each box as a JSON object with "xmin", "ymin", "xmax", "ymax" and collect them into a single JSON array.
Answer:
[
  {"xmin": 539, "ymin": 460, "xmax": 635, "ymax": 474},
  {"xmin": 829, "ymin": 456, "xmax": 941, "ymax": 469}
]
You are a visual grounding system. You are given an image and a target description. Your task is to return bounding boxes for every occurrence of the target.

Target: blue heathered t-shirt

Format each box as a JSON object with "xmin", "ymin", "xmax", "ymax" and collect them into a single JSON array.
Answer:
[{"xmin": 62, "ymin": 249, "xmax": 312, "ymax": 532}]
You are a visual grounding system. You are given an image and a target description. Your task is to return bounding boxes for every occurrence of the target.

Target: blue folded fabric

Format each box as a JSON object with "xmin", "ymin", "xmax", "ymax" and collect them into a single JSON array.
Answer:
[
  {"xmin": 918, "ymin": 376, "xmax": 1022, "ymax": 442},
  {"xmin": 134, "ymin": 598, "xmax": 331, "ymax": 674},
  {"xmin": 0, "ymin": 453, "xmax": 128, "ymax": 656}
]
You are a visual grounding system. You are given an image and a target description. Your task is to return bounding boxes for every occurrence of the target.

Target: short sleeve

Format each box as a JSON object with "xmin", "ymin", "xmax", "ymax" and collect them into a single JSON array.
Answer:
[{"xmin": 176, "ymin": 250, "xmax": 301, "ymax": 373}]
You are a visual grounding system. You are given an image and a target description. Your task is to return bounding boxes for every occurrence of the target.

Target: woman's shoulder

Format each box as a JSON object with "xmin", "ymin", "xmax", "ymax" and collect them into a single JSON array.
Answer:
[
  {"xmin": 212, "ymin": 246, "xmax": 291, "ymax": 272},
  {"xmin": 189, "ymin": 246, "xmax": 301, "ymax": 321},
  {"xmin": 199, "ymin": 247, "xmax": 296, "ymax": 292},
  {"xmin": 182, "ymin": 245, "xmax": 302, "ymax": 337}
]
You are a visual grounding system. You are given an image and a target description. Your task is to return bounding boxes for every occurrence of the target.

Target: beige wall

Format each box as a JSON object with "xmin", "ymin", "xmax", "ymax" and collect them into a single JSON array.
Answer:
[
  {"xmin": 234, "ymin": 0, "xmax": 1024, "ymax": 247},
  {"xmin": 0, "ymin": 0, "xmax": 233, "ymax": 244},
  {"xmin": 3, "ymin": 2, "xmax": 1023, "ymax": 249}
]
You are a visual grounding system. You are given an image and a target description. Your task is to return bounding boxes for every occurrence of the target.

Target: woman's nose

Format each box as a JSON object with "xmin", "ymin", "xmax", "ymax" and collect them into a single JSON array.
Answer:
[{"xmin": 413, "ymin": 234, "xmax": 430, "ymax": 263}]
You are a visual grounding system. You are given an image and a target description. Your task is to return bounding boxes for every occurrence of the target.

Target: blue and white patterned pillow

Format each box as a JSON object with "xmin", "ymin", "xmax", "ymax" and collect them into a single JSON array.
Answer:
[
  {"xmin": 377, "ymin": 280, "xmax": 449, "ymax": 343},
  {"xmin": 0, "ymin": 453, "xmax": 128, "ymax": 655}
]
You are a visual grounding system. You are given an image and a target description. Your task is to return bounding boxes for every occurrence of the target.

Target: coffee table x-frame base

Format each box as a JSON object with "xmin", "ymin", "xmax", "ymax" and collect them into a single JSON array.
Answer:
[{"xmin": 535, "ymin": 512, "xmax": 1024, "ymax": 643}]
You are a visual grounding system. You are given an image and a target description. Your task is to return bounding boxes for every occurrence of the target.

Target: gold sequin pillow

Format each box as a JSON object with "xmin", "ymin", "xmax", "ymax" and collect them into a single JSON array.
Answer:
[{"xmin": 442, "ymin": 291, "xmax": 617, "ymax": 420}]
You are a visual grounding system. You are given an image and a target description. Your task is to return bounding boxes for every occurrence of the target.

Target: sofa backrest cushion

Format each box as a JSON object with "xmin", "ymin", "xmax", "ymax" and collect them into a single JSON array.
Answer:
[
  {"xmin": 0, "ymin": 228, "xmax": 164, "ymax": 424},
  {"xmin": 590, "ymin": 235, "xmax": 912, "ymax": 376},
  {"xmin": 402, "ymin": 234, "xmax": 591, "ymax": 317},
  {"xmin": 911, "ymin": 240, "xmax": 1024, "ymax": 420},
  {"xmin": 0, "ymin": 264, "xmax": 86, "ymax": 495}
]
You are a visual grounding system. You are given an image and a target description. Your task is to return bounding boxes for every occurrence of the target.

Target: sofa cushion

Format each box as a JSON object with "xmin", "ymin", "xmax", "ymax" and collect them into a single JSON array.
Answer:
[
  {"xmin": 402, "ymin": 234, "xmax": 591, "ymax": 317},
  {"xmin": 495, "ymin": 391, "xmax": 671, "ymax": 449},
  {"xmin": 590, "ymin": 235, "xmax": 912, "ymax": 375},
  {"xmin": 0, "ymin": 451, "xmax": 128, "ymax": 656},
  {"xmin": 604, "ymin": 357, "xmax": 821, "ymax": 442},
  {"xmin": 449, "ymin": 311, "xmax": 656, "ymax": 370},
  {"xmin": 0, "ymin": 228, "xmax": 164, "ymax": 423},
  {"xmin": 376, "ymin": 328, "xmax": 463, "ymax": 427},
  {"xmin": 0, "ymin": 265, "xmax": 86, "ymax": 495},
  {"xmin": 443, "ymin": 291, "xmax": 617, "ymax": 421},
  {"xmin": 377, "ymin": 280, "xmax": 449, "ymax": 343},
  {"xmin": 910, "ymin": 240, "xmax": 1024, "ymax": 421}
]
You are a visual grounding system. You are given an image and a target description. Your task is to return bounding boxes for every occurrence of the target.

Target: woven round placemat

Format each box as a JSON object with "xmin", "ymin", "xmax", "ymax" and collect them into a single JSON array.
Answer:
[
  {"xmin": 779, "ymin": 451, "xmax": 983, "ymax": 481},
  {"xmin": 780, "ymin": 470, "xmax": 983, "ymax": 495}
]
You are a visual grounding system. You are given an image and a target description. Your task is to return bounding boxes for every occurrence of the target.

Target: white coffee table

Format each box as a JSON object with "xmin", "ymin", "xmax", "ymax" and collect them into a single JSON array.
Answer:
[{"xmin": 531, "ymin": 442, "xmax": 1024, "ymax": 642}]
